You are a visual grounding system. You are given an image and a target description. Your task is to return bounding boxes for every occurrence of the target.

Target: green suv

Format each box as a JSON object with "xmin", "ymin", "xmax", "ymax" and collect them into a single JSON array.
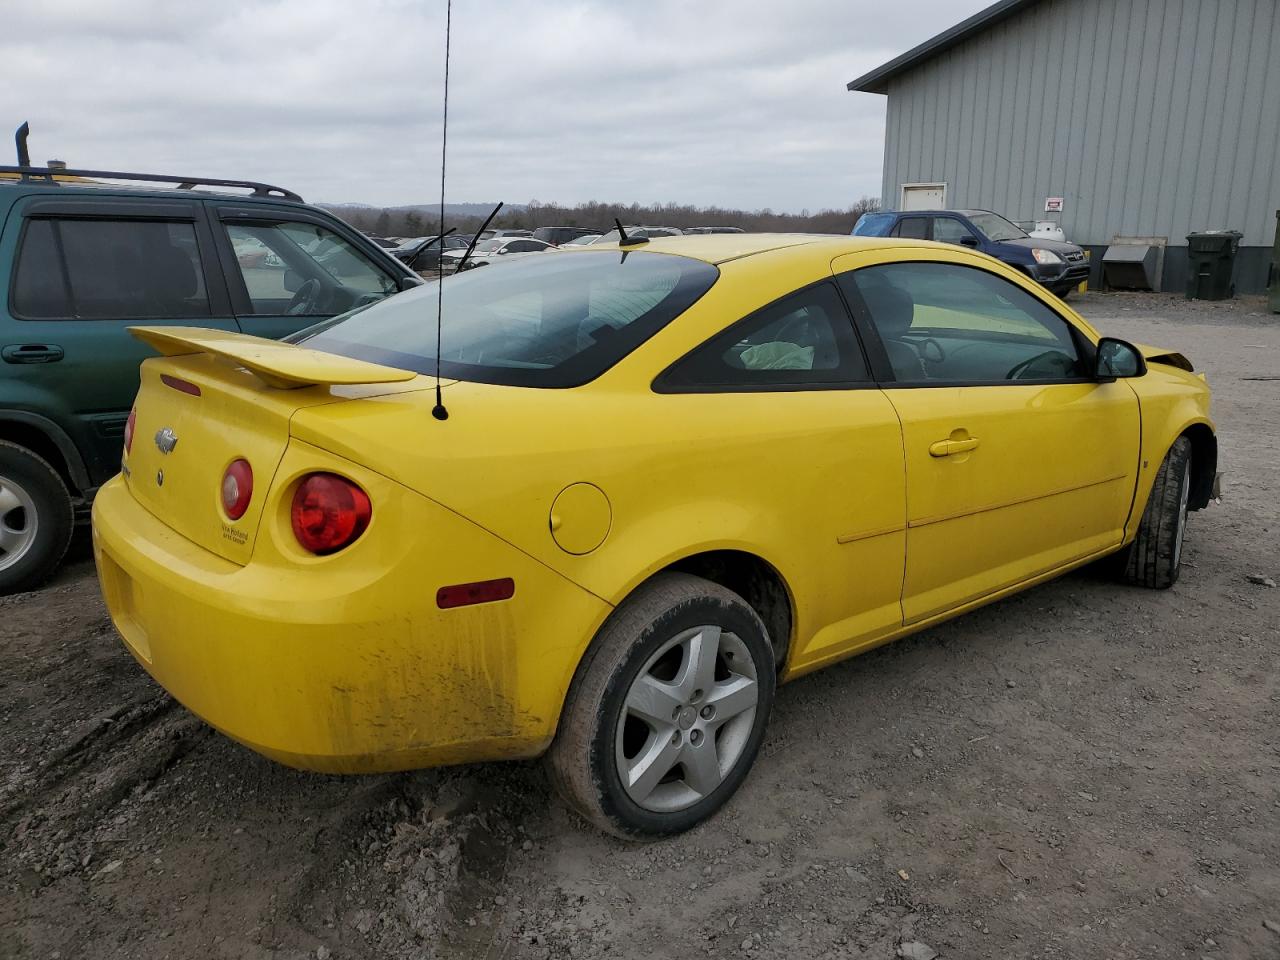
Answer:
[{"xmin": 0, "ymin": 141, "xmax": 421, "ymax": 594}]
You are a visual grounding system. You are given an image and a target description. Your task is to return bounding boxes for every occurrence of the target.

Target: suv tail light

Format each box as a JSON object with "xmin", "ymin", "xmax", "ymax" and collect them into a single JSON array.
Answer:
[
  {"xmin": 291, "ymin": 473, "xmax": 371, "ymax": 555},
  {"xmin": 221, "ymin": 459, "xmax": 254, "ymax": 520},
  {"xmin": 123, "ymin": 407, "xmax": 137, "ymax": 455}
]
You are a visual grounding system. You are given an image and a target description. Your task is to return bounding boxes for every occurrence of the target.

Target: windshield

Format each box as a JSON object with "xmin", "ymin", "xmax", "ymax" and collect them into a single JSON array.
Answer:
[
  {"xmin": 298, "ymin": 251, "xmax": 719, "ymax": 388},
  {"xmin": 473, "ymin": 239, "xmax": 505, "ymax": 253},
  {"xmin": 966, "ymin": 212, "xmax": 1028, "ymax": 242},
  {"xmin": 851, "ymin": 213, "xmax": 896, "ymax": 237}
]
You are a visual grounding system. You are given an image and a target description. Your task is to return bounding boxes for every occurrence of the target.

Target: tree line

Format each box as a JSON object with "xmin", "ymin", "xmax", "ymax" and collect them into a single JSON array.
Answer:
[{"xmin": 321, "ymin": 197, "xmax": 881, "ymax": 239}]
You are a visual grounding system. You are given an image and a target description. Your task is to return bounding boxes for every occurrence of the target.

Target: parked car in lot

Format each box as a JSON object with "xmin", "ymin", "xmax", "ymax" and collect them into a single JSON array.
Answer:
[
  {"xmin": 477, "ymin": 228, "xmax": 534, "ymax": 241},
  {"xmin": 562, "ymin": 233, "xmax": 602, "ymax": 247},
  {"xmin": 853, "ymin": 209, "xmax": 1089, "ymax": 297},
  {"xmin": 683, "ymin": 226, "xmax": 746, "ymax": 235},
  {"xmin": 93, "ymin": 232, "xmax": 1216, "ymax": 838},
  {"xmin": 533, "ymin": 226, "xmax": 600, "ymax": 247},
  {"xmin": 586, "ymin": 225, "xmax": 684, "ymax": 244},
  {"xmin": 0, "ymin": 155, "xmax": 419, "ymax": 594},
  {"xmin": 440, "ymin": 235, "xmax": 554, "ymax": 270},
  {"xmin": 393, "ymin": 234, "xmax": 469, "ymax": 272}
]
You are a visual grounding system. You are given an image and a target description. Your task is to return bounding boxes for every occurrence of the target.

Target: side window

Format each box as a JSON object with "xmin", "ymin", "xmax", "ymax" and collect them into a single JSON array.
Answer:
[
  {"xmin": 659, "ymin": 282, "xmax": 869, "ymax": 391},
  {"xmin": 931, "ymin": 217, "xmax": 974, "ymax": 245},
  {"xmin": 892, "ymin": 217, "xmax": 930, "ymax": 240},
  {"xmin": 839, "ymin": 262, "xmax": 1086, "ymax": 384},
  {"xmin": 507, "ymin": 240, "xmax": 538, "ymax": 253},
  {"xmin": 13, "ymin": 218, "xmax": 210, "ymax": 320},
  {"xmin": 223, "ymin": 220, "xmax": 396, "ymax": 316}
]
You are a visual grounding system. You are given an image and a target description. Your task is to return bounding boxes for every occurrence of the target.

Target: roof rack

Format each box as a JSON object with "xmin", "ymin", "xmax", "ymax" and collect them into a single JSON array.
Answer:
[{"xmin": 0, "ymin": 164, "xmax": 302, "ymax": 201}]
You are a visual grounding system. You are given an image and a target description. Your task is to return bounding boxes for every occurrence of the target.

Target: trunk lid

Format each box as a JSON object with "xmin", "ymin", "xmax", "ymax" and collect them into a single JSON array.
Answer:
[{"xmin": 123, "ymin": 327, "xmax": 421, "ymax": 564}]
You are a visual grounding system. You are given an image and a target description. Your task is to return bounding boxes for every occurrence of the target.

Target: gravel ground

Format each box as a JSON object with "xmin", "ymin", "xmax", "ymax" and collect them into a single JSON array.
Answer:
[{"xmin": 2, "ymin": 291, "xmax": 1278, "ymax": 960}]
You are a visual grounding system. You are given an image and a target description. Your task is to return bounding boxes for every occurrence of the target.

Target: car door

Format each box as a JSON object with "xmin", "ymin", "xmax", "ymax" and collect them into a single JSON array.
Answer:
[
  {"xmin": 835, "ymin": 255, "xmax": 1140, "ymax": 624},
  {"xmin": 656, "ymin": 280, "xmax": 907, "ymax": 672},
  {"xmin": 0, "ymin": 194, "xmax": 236, "ymax": 488},
  {"xmin": 210, "ymin": 205, "xmax": 403, "ymax": 341}
]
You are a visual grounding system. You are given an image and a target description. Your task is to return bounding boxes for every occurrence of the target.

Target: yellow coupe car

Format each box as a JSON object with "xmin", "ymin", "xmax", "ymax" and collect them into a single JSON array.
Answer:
[{"xmin": 92, "ymin": 234, "xmax": 1217, "ymax": 838}]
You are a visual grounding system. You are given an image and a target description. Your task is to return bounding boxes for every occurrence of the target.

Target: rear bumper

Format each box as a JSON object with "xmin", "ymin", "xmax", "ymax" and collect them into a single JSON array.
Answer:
[{"xmin": 91, "ymin": 468, "xmax": 610, "ymax": 773}]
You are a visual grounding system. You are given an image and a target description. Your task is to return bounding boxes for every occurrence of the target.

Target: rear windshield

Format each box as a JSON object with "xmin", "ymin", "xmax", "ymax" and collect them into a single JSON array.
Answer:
[
  {"xmin": 297, "ymin": 250, "xmax": 719, "ymax": 388},
  {"xmin": 851, "ymin": 213, "xmax": 896, "ymax": 237}
]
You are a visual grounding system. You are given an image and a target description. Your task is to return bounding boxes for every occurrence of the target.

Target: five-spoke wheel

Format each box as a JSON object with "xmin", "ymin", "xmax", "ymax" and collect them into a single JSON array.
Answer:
[{"xmin": 547, "ymin": 572, "xmax": 775, "ymax": 838}]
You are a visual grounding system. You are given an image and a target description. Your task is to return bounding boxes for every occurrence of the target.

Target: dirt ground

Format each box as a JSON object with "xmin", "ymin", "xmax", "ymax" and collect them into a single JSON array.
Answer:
[{"xmin": 2, "ymin": 291, "xmax": 1278, "ymax": 960}]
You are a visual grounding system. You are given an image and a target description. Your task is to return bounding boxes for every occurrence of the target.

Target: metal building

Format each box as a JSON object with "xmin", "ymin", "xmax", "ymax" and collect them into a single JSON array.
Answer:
[{"xmin": 848, "ymin": 0, "xmax": 1280, "ymax": 293}]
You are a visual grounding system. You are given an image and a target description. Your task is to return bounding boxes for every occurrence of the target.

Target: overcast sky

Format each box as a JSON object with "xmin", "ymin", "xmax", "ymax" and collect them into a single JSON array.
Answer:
[{"xmin": 1, "ymin": 0, "xmax": 988, "ymax": 212}]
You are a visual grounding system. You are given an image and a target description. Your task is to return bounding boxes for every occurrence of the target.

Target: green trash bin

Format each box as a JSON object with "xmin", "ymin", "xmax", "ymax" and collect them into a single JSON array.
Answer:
[
  {"xmin": 1186, "ymin": 230, "xmax": 1242, "ymax": 300},
  {"xmin": 1269, "ymin": 211, "xmax": 1279, "ymax": 314}
]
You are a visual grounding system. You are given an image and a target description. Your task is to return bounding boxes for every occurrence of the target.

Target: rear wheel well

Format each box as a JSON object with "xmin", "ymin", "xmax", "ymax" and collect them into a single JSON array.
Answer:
[
  {"xmin": 1182, "ymin": 423, "xmax": 1217, "ymax": 510},
  {"xmin": 665, "ymin": 550, "xmax": 792, "ymax": 670},
  {"xmin": 0, "ymin": 419, "xmax": 80, "ymax": 495}
]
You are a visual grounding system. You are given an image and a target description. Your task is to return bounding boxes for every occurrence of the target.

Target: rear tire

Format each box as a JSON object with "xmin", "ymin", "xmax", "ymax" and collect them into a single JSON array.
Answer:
[
  {"xmin": 1118, "ymin": 437, "xmax": 1192, "ymax": 589},
  {"xmin": 0, "ymin": 440, "xmax": 75, "ymax": 596},
  {"xmin": 546, "ymin": 572, "xmax": 775, "ymax": 839}
]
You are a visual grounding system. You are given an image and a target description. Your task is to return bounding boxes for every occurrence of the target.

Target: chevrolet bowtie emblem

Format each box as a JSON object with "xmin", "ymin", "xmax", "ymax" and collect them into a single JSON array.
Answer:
[{"xmin": 154, "ymin": 427, "xmax": 178, "ymax": 454}]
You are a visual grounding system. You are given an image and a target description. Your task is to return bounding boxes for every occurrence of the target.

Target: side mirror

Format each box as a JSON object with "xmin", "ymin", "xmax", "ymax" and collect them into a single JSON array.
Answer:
[
  {"xmin": 959, "ymin": 236, "xmax": 979, "ymax": 248},
  {"xmin": 282, "ymin": 269, "xmax": 302, "ymax": 293},
  {"xmin": 399, "ymin": 274, "xmax": 425, "ymax": 290},
  {"xmin": 1095, "ymin": 337, "xmax": 1146, "ymax": 379}
]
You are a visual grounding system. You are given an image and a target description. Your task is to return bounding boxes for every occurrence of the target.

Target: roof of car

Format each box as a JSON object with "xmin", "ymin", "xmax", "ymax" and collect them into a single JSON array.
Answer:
[
  {"xmin": 571, "ymin": 233, "xmax": 926, "ymax": 265},
  {"xmin": 879, "ymin": 209, "xmax": 994, "ymax": 218},
  {"xmin": 0, "ymin": 174, "xmax": 308, "ymax": 206}
]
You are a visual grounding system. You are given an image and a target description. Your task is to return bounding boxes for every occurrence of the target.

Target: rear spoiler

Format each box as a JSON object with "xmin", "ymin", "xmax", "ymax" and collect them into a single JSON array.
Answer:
[{"xmin": 130, "ymin": 326, "xmax": 417, "ymax": 390}]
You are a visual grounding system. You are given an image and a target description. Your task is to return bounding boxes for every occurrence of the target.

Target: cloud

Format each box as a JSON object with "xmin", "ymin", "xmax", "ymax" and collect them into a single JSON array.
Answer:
[{"xmin": 0, "ymin": 0, "xmax": 989, "ymax": 211}]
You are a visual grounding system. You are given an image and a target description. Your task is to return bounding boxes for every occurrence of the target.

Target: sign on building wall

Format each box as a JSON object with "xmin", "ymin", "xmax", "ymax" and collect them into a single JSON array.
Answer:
[{"xmin": 1044, "ymin": 197, "xmax": 1064, "ymax": 213}]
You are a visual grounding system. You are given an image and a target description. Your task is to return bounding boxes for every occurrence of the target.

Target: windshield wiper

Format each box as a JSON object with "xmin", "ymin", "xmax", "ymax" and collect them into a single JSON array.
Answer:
[{"xmin": 454, "ymin": 202, "xmax": 504, "ymax": 272}]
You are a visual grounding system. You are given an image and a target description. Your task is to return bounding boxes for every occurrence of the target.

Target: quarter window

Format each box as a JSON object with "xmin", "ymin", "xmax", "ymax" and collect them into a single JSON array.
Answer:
[
  {"xmin": 13, "ymin": 218, "xmax": 210, "ymax": 320},
  {"xmin": 840, "ymin": 262, "xmax": 1086, "ymax": 384},
  {"xmin": 659, "ymin": 282, "xmax": 868, "ymax": 391}
]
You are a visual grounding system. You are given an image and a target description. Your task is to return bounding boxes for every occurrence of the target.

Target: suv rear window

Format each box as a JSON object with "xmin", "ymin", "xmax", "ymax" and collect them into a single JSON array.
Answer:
[
  {"xmin": 298, "ymin": 250, "xmax": 718, "ymax": 388},
  {"xmin": 13, "ymin": 218, "xmax": 210, "ymax": 320}
]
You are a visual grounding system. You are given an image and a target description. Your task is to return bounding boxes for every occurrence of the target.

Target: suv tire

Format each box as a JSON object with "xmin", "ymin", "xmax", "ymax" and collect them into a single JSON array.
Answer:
[
  {"xmin": 546, "ymin": 572, "xmax": 775, "ymax": 839},
  {"xmin": 1117, "ymin": 436, "xmax": 1192, "ymax": 590},
  {"xmin": 0, "ymin": 440, "xmax": 75, "ymax": 596}
]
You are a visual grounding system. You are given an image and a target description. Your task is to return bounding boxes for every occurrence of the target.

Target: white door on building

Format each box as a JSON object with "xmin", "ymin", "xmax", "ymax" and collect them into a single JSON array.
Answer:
[{"xmin": 901, "ymin": 183, "xmax": 946, "ymax": 210}]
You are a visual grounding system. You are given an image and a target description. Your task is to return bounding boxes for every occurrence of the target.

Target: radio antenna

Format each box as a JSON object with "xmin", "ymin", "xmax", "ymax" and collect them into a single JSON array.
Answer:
[{"xmin": 431, "ymin": 0, "xmax": 454, "ymax": 422}]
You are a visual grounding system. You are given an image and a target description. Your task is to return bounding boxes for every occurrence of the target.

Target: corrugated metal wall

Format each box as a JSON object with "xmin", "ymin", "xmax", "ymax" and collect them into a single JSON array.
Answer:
[{"xmin": 880, "ymin": 0, "xmax": 1280, "ymax": 250}]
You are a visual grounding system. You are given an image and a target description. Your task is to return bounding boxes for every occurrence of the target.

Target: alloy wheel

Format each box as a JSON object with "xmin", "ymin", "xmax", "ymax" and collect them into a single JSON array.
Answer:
[
  {"xmin": 615, "ymin": 624, "xmax": 759, "ymax": 813},
  {"xmin": 0, "ymin": 474, "xmax": 38, "ymax": 574}
]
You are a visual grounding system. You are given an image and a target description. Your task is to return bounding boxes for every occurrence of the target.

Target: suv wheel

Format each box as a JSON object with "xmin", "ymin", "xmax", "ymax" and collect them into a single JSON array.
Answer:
[
  {"xmin": 547, "ymin": 572, "xmax": 776, "ymax": 839},
  {"xmin": 0, "ymin": 441, "xmax": 75, "ymax": 596}
]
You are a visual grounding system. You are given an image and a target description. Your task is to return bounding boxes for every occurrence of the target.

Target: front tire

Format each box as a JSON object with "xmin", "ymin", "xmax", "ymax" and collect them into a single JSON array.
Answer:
[
  {"xmin": 0, "ymin": 440, "xmax": 75, "ymax": 596},
  {"xmin": 546, "ymin": 572, "xmax": 775, "ymax": 839},
  {"xmin": 1119, "ymin": 436, "xmax": 1192, "ymax": 589}
]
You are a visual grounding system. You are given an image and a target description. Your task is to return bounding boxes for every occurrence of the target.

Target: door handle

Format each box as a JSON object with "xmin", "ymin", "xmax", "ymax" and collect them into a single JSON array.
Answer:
[
  {"xmin": 2, "ymin": 344, "xmax": 65, "ymax": 364},
  {"xmin": 928, "ymin": 436, "xmax": 980, "ymax": 457}
]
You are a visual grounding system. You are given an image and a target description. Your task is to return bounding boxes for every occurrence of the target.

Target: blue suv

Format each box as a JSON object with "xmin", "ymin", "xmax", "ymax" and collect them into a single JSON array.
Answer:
[{"xmin": 853, "ymin": 209, "xmax": 1089, "ymax": 298}]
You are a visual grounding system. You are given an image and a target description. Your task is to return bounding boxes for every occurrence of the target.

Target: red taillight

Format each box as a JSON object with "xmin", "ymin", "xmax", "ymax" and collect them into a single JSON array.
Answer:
[
  {"xmin": 221, "ymin": 459, "xmax": 253, "ymax": 520},
  {"xmin": 123, "ymin": 407, "xmax": 137, "ymax": 455},
  {"xmin": 290, "ymin": 473, "xmax": 371, "ymax": 555}
]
